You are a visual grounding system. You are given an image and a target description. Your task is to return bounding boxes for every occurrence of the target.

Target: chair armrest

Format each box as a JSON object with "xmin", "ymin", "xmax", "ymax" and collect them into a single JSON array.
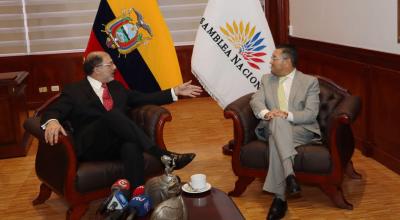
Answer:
[
  {"xmin": 23, "ymin": 116, "xmax": 77, "ymax": 195},
  {"xmin": 326, "ymin": 112, "xmax": 357, "ymax": 183},
  {"xmin": 333, "ymin": 95, "xmax": 361, "ymax": 122},
  {"xmin": 23, "ymin": 117, "xmax": 45, "ymax": 142},
  {"xmin": 224, "ymin": 93, "xmax": 261, "ymax": 175},
  {"xmin": 329, "ymin": 95, "xmax": 361, "ymax": 169},
  {"xmin": 129, "ymin": 105, "xmax": 172, "ymax": 150},
  {"xmin": 224, "ymin": 93, "xmax": 259, "ymax": 146}
]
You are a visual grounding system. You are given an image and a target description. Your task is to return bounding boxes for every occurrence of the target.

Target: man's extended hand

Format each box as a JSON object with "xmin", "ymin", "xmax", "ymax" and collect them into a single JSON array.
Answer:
[
  {"xmin": 173, "ymin": 80, "xmax": 203, "ymax": 97},
  {"xmin": 44, "ymin": 120, "xmax": 67, "ymax": 146}
]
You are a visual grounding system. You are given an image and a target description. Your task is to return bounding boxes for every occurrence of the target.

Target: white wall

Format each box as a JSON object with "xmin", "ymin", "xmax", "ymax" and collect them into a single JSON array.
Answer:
[{"xmin": 289, "ymin": 0, "xmax": 400, "ymax": 55}]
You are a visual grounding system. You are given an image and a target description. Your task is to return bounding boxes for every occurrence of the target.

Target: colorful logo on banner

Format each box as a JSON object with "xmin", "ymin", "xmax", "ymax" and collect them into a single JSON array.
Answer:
[
  {"xmin": 220, "ymin": 21, "xmax": 266, "ymax": 70},
  {"xmin": 103, "ymin": 8, "xmax": 152, "ymax": 56}
]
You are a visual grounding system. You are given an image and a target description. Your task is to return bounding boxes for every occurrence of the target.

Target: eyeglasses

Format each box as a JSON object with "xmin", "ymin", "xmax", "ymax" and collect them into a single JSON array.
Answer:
[
  {"xmin": 96, "ymin": 62, "xmax": 114, "ymax": 68},
  {"xmin": 271, "ymin": 57, "xmax": 288, "ymax": 61}
]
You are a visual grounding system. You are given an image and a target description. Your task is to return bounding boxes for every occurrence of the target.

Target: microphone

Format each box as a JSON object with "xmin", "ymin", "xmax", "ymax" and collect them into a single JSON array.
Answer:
[
  {"xmin": 97, "ymin": 179, "xmax": 131, "ymax": 216},
  {"xmin": 112, "ymin": 179, "xmax": 130, "ymax": 192},
  {"xmin": 132, "ymin": 185, "xmax": 145, "ymax": 196},
  {"xmin": 106, "ymin": 190, "xmax": 129, "ymax": 212},
  {"xmin": 126, "ymin": 194, "xmax": 153, "ymax": 220},
  {"xmin": 106, "ymin": 179, "xmax": 131, "ymax": 211},
  {"xmin": 103, "ymin": 190, "xmax": 130, "ymax": 220}
]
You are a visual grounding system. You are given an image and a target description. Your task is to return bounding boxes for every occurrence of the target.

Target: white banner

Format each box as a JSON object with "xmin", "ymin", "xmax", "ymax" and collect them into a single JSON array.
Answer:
[{"xmin": 191, "ymin": 0, "xmax": 275, "ymax": 108}]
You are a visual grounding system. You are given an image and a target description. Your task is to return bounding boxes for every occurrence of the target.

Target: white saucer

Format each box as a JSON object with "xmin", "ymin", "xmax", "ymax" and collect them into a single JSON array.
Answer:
[{"xmin": 182, "ymin": 182, "xmax": 212, "ymax": 194}]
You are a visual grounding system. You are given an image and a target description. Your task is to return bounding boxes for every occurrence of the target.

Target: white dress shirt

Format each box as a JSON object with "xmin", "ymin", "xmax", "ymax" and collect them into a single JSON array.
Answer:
[{"xmin": 258, "ymin": 69, "xmax": 296, "ymax": 122}]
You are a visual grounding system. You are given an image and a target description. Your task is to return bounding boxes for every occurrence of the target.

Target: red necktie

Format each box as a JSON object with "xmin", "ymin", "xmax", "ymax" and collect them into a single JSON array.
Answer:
[{"xmin": 101, "ymin": 83, "xmax": 113, "ymax": 111}]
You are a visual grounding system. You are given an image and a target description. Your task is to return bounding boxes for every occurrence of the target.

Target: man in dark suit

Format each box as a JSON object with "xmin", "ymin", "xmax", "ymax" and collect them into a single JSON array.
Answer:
[
  {"xmin": 250, "ymin": 45, "xmax": 321, "ymax": 219},
  {"xmin": 41, "ymin": 51, "xmax": 202, "ymax": 188}
]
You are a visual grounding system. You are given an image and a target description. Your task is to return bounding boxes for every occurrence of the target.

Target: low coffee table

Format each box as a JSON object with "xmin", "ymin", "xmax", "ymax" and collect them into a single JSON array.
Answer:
[
  {"xmin": 181, "ymin": 187, "xmax": 245, "ymax": 220},
  {"xmin": 99, "ymin": 187, "xmax": 244, "ymax": 220}
]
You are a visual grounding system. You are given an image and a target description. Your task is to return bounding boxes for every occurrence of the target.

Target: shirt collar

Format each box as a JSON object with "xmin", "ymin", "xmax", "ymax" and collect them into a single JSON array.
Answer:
[
  {"xmin": 87, "ymin": 75, "xmax": 102, "ymax": 90},
  {"xmin": 276, "ymin": 68, "xmax": 296, "ymax": 80},
  {"xmin": 286, "ymin": 68, "xmax": 296, "ymax": 80}
]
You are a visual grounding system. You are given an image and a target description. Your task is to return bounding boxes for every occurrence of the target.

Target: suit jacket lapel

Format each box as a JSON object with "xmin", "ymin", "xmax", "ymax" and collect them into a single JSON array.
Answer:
[
  {"xmin": 271, "ymin": 76, "xmax": 279, "ymax": 109},
  {"xmin": 82, "ymin": 78, "xmax": 105, "ymax": 110},
  {"xmin": 288, "ymin": 71, "xmax": 300, "ymax": 110}
]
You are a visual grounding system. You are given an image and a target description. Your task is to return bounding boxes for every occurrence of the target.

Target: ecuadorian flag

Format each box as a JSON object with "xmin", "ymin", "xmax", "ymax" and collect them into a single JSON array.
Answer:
[{"xmin": 85, "ymin": 0, "xmax": 182, "ymax": 92}]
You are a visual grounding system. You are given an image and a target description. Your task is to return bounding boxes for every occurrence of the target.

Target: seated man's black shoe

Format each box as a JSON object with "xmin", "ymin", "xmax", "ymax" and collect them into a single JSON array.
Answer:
[
  {"xmin": 169, "ymin": 152, "xmax": 196, "ymax": 170},
  {"xmin": 267, "ymin": 197, "xmax": 287, "ymax": 220},
  {"xmin": 286, "ymin": 174, "xmax": 301, "ymax": 196}
]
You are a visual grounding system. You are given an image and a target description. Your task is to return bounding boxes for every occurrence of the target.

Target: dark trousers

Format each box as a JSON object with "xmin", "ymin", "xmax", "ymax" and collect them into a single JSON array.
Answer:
[{"xmin": 76, "ymin": 109, "xmax": 164, "ymax": 188}]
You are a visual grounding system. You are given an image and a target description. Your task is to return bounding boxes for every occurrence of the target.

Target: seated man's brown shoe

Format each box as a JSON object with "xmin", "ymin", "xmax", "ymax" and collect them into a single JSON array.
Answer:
[
  {"xmin": 286, "ymin": 174, "xmax": 301, "ymax": 196},
  {"xmin": 267, "ymin": 197, "xmax": 287, "ymax": 220},
  {"xmin": 169, "ymin": 152, "xmax": 196, "ymax": 170}
]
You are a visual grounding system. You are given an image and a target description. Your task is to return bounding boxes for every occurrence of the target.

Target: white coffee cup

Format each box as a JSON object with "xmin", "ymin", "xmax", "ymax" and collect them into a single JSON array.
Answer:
[{"xmin": 190, "ymin": 173, "xmax": 207, "ymax": 190}]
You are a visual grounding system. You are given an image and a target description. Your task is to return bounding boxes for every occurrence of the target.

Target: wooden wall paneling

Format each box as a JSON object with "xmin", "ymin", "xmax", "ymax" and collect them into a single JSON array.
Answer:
[
  {"xmin": 289, "ymin": 37, "xmax": 400, "ymax": 72},
  {"xmin": 360, "ymin": 66, "xmax": 375, "ymax": 157},
  {"xmin": 0, "ymin": 56, "xmax": 33, "ymax": 107},
  {"xmin": 0, "ymin": 56, "xmax": 32, "ymax": 73},
  {"xmin": 317, "ymin": 54, "xmax": 369, "ymax": 154},
  {"xmin": 175, "ymin": 45, "xmax": 193, "ymax": 82},
  {"xmin": 368, "ymin": 66, "xmax": 400, "ymax": 173},
  {"xmin": 0, "ymin": 87, "xmax": 14, "ymax": 143},
  {"xmin": 0, "ymin": 72, "xmax": 30, "ymax": 158},
  {"xmin": 28, "ymin": 53, "xmax": 84, "ymax": 107},
  {"xmin": 0, "ymin": 53, "xmax": 84, "ymax": 109},
  {"xmin": 296, "ymin": 48, "xmax": 324, "ymax": 75},
  {"xmin": 289, "ymin": 36, "xmax": 400, "ymax": 174},
  {"xmin": 296, "ymin": 46, "xmax": 370, "ymax": 154},
  {"xmin": 265, "ymin": 0, "xmax": 290, "ymax": 44},
  {"xmin": 275, "ymin": 0, "xmax": 290, "ymax": 44},
  {"xmin": 264, "ymin": 0, "xmax": 278, "ymax": 43}
]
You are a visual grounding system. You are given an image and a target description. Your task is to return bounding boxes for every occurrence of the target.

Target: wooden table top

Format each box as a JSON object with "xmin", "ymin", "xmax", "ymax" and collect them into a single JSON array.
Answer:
[{"xmin": 181, "ymin": 187, "xmax": 245, "ymax": 220}]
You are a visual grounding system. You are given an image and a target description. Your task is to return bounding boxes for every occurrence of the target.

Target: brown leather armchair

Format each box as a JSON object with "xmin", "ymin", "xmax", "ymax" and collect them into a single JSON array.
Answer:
[
  {"xmin": 224, "ymin": 76, "xmax": 361, "ymax": 210},
  {"xmin": 23, "ymin": 94, "xmax": 172, "ymax": 220}
]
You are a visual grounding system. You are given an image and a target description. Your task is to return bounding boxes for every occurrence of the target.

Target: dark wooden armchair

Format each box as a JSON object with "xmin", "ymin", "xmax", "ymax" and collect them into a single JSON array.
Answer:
[
  {"xmin": 224, "ymin": 76, "xmax": 361, "ymax": 210},
  {"xmin": 23, "ymin": 94, "xmax": 172, "ymax": 220}
]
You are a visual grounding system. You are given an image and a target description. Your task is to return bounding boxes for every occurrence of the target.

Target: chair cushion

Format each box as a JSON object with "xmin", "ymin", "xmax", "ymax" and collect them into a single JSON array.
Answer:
[
  {"xmin": 294, "ymin": 144, "xmax": 331, "ymax": 174},
  {"xmin": 75, "ymin": 152, "xmax": 163, "ymax": 193},
  {"xmin": 240, "ymin": 140, "xmax": 331, "ymax": 174},
  {"xmin": 240, "ymin": 141, "xmax": 269, "ymax": 169}
]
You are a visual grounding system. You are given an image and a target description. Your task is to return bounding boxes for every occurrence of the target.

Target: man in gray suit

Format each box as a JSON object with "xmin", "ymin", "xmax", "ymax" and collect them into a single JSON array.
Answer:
[{"xmin": 250, "ymin": 45, "xmax": 321, "ymax": 220}]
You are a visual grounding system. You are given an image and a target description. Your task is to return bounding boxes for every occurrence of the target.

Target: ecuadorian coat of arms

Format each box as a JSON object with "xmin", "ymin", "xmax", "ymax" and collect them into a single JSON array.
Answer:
[{"xmin": 103, "ymin": 8, "xmax": 152, "ymax": 56}]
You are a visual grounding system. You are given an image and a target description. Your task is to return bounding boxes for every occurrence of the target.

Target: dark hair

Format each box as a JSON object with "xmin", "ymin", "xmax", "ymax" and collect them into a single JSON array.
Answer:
[
  {"xmin": 276, "ymin": 44, "xmax": 297, "ymax": 67},
  {"xmin": 83, "ymin": 54, "xmax": 103, "ymax": 75}
]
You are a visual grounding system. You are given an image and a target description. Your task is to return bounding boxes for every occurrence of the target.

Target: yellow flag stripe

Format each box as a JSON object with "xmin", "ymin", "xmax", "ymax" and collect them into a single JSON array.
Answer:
[{"xmin": 107, "ymin": 0, "xmax": 182, "ymax": 90}]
